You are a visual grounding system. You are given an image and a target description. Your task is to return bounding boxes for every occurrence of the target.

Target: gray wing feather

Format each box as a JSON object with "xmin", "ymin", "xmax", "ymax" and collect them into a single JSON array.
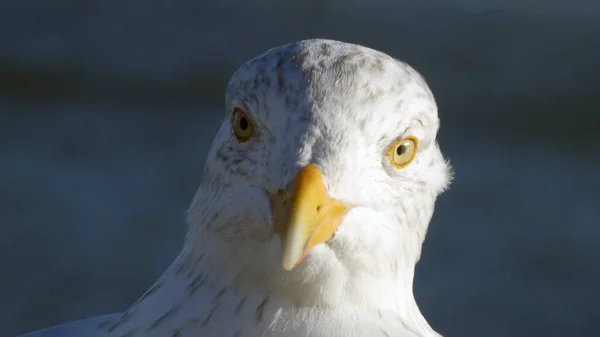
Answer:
[{"xmin": 17, "ymin": 313, "xmax": 120, "ymax": 337}]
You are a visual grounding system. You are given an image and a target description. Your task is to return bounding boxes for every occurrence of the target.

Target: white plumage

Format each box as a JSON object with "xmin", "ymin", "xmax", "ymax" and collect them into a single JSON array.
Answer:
[{"xmin": 19, "ymin": 39, "xmax": 452, "ymax": 337}]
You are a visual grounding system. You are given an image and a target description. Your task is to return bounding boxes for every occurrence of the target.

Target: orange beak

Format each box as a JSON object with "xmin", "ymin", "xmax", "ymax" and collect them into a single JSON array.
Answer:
[{"xmin": 270, "ymin": 165, "xmax": 349, "ymax": 271}]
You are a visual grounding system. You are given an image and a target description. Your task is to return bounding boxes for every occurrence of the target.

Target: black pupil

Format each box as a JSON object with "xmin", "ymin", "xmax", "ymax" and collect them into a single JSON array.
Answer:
[
  {"xmin": 239, "ymin": 117, "xmax": 248, "ymax": 130},
  {"xmin": 396, "ymin": 145, "xmax": 406, "ymax": 156}
]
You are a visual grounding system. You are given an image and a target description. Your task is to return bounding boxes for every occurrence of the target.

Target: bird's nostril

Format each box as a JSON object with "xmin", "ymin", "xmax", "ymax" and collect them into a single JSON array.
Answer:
[{"xmin": 316, "ymin": 205, "xmax": 322, "ymax": 212}]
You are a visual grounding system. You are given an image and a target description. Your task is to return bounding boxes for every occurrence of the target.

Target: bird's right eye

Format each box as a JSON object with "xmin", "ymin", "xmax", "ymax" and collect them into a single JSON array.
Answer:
[
  {"xmin": 232, "ymin": 107, "xmax": 255, "ymax": 142},
  {"xmin": 387, "ymin": 136, "xmax": 418, "ymax": 168}
]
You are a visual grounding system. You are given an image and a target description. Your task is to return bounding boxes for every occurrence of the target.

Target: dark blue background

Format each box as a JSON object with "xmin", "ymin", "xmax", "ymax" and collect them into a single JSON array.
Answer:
[{"xmin": 1, "ymin": 1, "xmax": 599, "ymax": 336}]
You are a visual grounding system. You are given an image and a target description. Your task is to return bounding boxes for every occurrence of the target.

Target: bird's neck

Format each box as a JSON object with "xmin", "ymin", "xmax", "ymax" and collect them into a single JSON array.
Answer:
[{"xmin": 99, "ymin": 250, "xmax": 439, "ymax": 337}]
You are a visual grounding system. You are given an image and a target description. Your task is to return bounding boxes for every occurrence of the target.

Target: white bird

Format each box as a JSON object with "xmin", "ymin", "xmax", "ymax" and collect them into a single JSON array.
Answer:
[{"xmin": 18, "ymin": 39, "xmax": 452, "ymax": 337}]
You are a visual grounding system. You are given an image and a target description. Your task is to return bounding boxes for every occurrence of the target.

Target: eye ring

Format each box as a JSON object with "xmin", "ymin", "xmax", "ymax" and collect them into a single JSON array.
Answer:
[
  {"xmin": 232, "ymin": 107, "xmax": 255, "ymax": 142},
  {"xmin": 387, "ymin": 136, "xmax": 418, "ymax": 168}
]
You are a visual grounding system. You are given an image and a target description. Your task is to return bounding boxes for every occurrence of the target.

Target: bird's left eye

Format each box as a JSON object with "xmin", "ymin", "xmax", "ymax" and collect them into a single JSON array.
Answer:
[
  {"xmin": 388, "ymin": 136, "xmax": 418, "ymax": 168},
  {"xmin": 232, "ymin": 107, "xmax": 255, "ymax": 142}
]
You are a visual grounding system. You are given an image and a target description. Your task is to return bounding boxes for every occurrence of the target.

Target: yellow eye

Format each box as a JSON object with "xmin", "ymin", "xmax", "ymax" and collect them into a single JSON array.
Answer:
[
  {"xmin": 387, "ymin": 136, "xmax": 418, "ymax": 168},
  {"xmin": 232, "ymin": 107, "xmax": 254, "ymax": 142}
]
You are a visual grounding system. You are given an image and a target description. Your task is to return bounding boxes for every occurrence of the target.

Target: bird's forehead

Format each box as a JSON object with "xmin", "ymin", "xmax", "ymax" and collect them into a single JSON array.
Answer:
[{"xmin": 226, "ymin": 39, "xmax": 437, "ymax": 133}]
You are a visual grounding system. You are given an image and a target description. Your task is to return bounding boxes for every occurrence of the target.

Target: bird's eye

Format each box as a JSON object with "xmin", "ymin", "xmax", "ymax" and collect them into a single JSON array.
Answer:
[
  {"xmin": 388, "ymin": 136, "xmax": 418, "ymax": 168},
  {"xmin": 232, "ymin": 107, "xmax": 254, "ymax": 142}
]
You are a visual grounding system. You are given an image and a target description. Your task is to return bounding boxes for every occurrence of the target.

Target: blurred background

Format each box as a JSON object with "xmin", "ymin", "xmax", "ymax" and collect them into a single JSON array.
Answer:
[{"xmin": 1, "ymin": 1, "xmax": 599, "ymax": 336}]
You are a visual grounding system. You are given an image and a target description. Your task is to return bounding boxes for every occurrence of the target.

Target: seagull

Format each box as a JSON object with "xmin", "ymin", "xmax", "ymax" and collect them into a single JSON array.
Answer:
[{"xmin": 19, "ymin": 39, "xmax": 452, "ymax": 337}]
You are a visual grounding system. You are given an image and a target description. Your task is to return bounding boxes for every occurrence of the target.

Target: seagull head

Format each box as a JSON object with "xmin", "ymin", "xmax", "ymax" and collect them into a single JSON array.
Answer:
[{"xmin": 185, "ymin": 39, "xmax": 452, "ymax": 308}]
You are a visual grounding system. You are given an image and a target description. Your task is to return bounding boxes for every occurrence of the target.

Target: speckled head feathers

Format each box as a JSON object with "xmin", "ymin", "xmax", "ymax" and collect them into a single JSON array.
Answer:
[{"xmin": 226, "ymin": 39, "xmax": 440, "ymax": 142}]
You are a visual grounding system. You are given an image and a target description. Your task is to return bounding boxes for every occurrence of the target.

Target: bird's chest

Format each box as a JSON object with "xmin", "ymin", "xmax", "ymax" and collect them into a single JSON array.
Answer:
[
  {"xmin": 112, "ymin": 284, "xmax": 420, "ymax": 337},
  {"xmin": 165, "ymin": 294, "xmax": 416, "ymax": 337}
]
